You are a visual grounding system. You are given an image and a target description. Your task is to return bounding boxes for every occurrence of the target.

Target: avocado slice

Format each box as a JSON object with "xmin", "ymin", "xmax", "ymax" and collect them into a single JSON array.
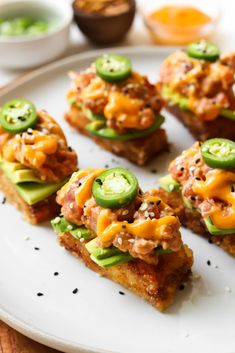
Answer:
[
  {"xmin": 85, "ymin": 238, "xmax": 122, "ymax": 259},
  {"xmin": 51, "ymin": 216, "xmax": 76, "ymax": 234},
  {"xmin": 204, "ymin": 217, "xmax": 235, "ymax": 236},
  {"xmin": 155, "ymin": 247, "xmax": 173, "ymax": 255},
  {"xmin": 0, "ymin": 160, "xmax": 44, "ymax": 184},
  {"xmin": 0, "ymin": 160, "xmax": 68, "ymax": 205},
  {"xmin": 182, "ymin": 194, "xmax": 197, "ymax": 210},
  {"xmin": 162, "ymin": 85, "xmax": 189, "ymax": 110},
  {"xmin": 90, "ymin": 252, "xmax": 133, "ymax": 268},
  {"xmin": 15, "ymin": 179, "xmax": 67, "ymax": 205},
  {"xmin": 159, "ymin": 174, "xmax": 181, "ymax": 192},
  {"xmin": 51, "ymin": 216, "xmax": 93, "ymax": 240},
  {"xmin": 162, "ymin": 85, "xmax": 235, "ymax": 121},
  {"xmin": 220, "ymin": 109, "xmax": 235, "ymax": 121},
  {"xmin": 83, "ymin": 107, "xmax": 106, "ymax": 122},
  {"xmin": 0, "ymin": 160, "xmax": 24, "ymax": 172},
  {"xmin": 85, "ymin": 115, "xmax": 165, "ymax": 141},
  {"xmin": 70, "ymin": 227, "xmax": 93, "ymax": 240}
]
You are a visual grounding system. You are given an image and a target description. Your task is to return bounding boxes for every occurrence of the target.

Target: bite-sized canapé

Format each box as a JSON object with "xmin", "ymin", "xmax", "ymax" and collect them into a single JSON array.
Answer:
[
  {"xmin": 65, "ymin": 54, "xmax": 168, "ymax": 165},
  {"xmin": 0, "ymin": 99, "xmax": 78, "ymax": 224},
  {"xmin": 52, "ymin": 167, "xmax": 193, "ymax": 311},
  {"xmin": 159, "ymin": 40, "xmax": 235, "ymax": 141},
  {"xmin": 159, "ymin": 138, "xmax": 235, "ymax": 256}
]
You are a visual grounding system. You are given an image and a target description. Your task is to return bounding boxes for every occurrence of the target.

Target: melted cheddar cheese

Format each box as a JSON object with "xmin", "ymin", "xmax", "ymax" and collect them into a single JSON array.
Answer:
[
  {"xmin": 82, "ymin": 77, "xmax": 106, "ymax": 100},
  {"xmin": 97, "ymin": 208, "xmax": 179, "ymax": 243},
  {"xmin": 2, "ymin": 130, "xmax": 58, "ymax": 168},
  {"xmin": 104, "ymin": 91, "xmax": 144, "ymax": 129},
  {"xmin": 75, "ymin": 169, "xmax": 105, "ymax": 208},
  {"xmin": 193, "ymin": 169, "xmax": 235, "ymax": 229}
]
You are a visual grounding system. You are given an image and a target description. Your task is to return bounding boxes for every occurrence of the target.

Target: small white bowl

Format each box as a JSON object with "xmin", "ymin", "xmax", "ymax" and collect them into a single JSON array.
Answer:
[{"xmin": 0, "ymin": 0, "xmax": 73, "ymax": 69}]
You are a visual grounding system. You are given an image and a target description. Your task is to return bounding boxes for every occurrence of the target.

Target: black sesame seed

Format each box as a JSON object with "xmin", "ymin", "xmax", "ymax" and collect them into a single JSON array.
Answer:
[
  {"xmin": 18, "ymin": 116, "xmax": 26, "ymax": 121},
  {"xmin": 95, "ymin": 178, "xmax": 103, "ymax": 186},
  {"xmin": 37, "ymin": 292, "xmax": 44, "ymax": 297},
  {"xmin": 179, "ymin": 284, "xmax": 185, "ymax": 291},
  {"xmin": 34, "ymin": 247, "xmax": 40, "ymax": 251},
  {"xmin": 27, "ymin": 131, "xmax": 33, "ymax": 135},
  {"xmin": 1, "ymin": 197, "xmax": 6, "ymax": 205},
  {"xmin": 149, "ymin": 201, "xmax": 155, "ymax": 205},
  {"xmin": 150, "ymin": 169, "xmax": 157, "ymax": 174},
  {"xmin": 122, "ymin": 225, "xmax": 126, "ymax": 229},
  {"xmin": 195, "ymin": 177, "xmax": 201, "ymax": 181},
  {"xmin": 207, "ymin": 260, "xmax": 211, "ymax": 266},
  {"xmin": 190, "ymin": 196, "xmax": 196, "ymax": 201},
  {"xmin": 195, "ymin": 158, "xmax": 200, "ymax": 164},
  {"xmin": 68, "ymin": 146, "xmax": 73, "ymax": 152},
  {"xmin": 54, "ymin": 272, "xmax": 59, "ymax": 276},
  {"xmin": 180, "ymin": 167, "xmax": 184, "ymax": 171},
  {"xmin": 72, "ymin": 288, "xmax": 78, "ymax": 294},
  {"xmin": 78, "ymin": 182, "xmax": 82, "ymax": 187},
  {"xmin": 208, "ymin": 239, "xmax": 213, "ymax": 244},
  {"xmin": 231, "ymin": 185, "xmax": 235, "ymax": 193},
  {"xmin": 104, "ymin": 164, "xmax": 109, "ymax": 168},
  {"xmin": 157, "ymin": 200, "xmax": 161, "ymax": 206},
  {"xmin": 119, "ymin": 291, "xmax": 125, "ymax": 295}
]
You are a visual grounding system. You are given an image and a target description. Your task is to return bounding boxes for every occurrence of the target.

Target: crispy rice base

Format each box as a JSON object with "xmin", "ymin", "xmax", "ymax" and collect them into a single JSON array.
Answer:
[
  {"xmin": 65, "ymin": 105, "xmax": 168, "ymax": 166},
  {"xmin": 166, "ymin": 104, "xmax": 235, "ymax": 142},
  {"xmin": 58, "ymin": 232, "xmax": 193, "ymax": 311},
  {"xmin": 0, "ymin": 169, "xmax": 60, "ymax": 224},
  {"xmin": 158, "ymin": 188, "xmax": 235, "ymax": 256}
]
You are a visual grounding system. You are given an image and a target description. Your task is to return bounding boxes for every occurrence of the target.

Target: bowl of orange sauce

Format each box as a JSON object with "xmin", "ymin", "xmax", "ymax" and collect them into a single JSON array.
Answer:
[{"xmin": 142, "ymin": 0, "xmax": 220, "ymax": 45}]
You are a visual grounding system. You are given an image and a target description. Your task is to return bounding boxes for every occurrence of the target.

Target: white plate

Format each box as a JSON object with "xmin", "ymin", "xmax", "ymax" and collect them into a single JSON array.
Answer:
[{"xmin": 0, "ymin": 47, "xmax": 235, "ymax": 353}]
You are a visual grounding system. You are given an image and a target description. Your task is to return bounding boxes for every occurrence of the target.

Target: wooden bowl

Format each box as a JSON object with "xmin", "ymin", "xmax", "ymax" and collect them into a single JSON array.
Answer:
[{"xmin": 72, "ymin": 0, "xmax": 136, "ymax": 45}]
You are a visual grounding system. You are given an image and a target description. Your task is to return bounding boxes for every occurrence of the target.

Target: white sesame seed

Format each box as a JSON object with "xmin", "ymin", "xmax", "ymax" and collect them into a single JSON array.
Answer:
[
  {"xmin": 77, "ymin": 231, "xmax": 81, "ymax": 238},
  {"xmin": 134, "ymin": 211, "xmax": 138, "ymax": 218},
  {"xmin": 69, "ymin": 203, "xmax": 74, "ymax": 209},
  {"xmin": 53, "ymin": 217, "xmax": 61, "ymax": 224},
  {"xmin": 80, "ymin": 237, "xmax": 85, "ymax": 243},
  {"xmin": 144, "ymin": 211, "xmax": 149, "ymax": 218},
  {"xmin": 117, "ymin": 237, "xmax": 122, "ymax": 245},
  {"xmin": 67, "ymin": 225, "xmax": 73, "ymax": 231},
  {"xmin": 24, "ymin": 235, "xmax": 30, "ymax": 241},
  {"xmin": 149, "ymin": 212, "xmax": 155, "ymax": 218},
  {"xmin": 168, "ymin": 184, "xmax": 175, "ymax": 191},
  {"xmin": 128, "ymin": 239, "xmax": 134, "ymax": 243},
  {"xmin": 122, "ymin": 210, "xmax": 129, "ymax": 216},
  {"xmin": 140, "ymin": 202, "xmax": 148, "ymax": 211}
]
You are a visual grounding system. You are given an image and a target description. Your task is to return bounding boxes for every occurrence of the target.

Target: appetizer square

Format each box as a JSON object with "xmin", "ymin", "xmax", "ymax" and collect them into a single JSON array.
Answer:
[
  {"xmin": 0, "ymin": 99, "xmax": 78, "ymax": 224},
  {"xmin": 159, "ymin": 138, "xmax": 235, "ymax": 256},
  {"xmin": 65, "ymin": 54, "xmax": 168, "ymax": 165},
  {"xmin": 52, "ymin": 167, "xmax": 193, "ymax": 311},
  {"xmin": 159, "ymin": 40, "xmax": 235, "ymax": 141}
]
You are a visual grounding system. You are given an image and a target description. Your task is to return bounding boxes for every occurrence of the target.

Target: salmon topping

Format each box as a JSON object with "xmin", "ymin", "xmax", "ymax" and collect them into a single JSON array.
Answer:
[
  {"xmin": 67, "ymin": 66, "xmax": 162, "ymax": 133},
  {"xmin": 160, "ymin": 50, "xmax": 235, "ymax": 121},
  {"xmin": 57, "ymin": 169, "xmax": 182, "ymax": 265},
  {"xmin": 169, "ymin": 142, "xmax": 235, "ymax": 229}
]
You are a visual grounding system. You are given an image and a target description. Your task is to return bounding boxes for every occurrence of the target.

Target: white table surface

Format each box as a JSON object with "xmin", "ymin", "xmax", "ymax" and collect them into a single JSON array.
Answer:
[{"xmin": 0, "ymin": 0, "xmax": 235, "ymax": 87}]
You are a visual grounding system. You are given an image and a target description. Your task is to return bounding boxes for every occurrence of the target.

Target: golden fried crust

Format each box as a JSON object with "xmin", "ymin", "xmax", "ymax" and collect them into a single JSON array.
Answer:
[
  {"xmin": 58, "ymin": 232, "xmax": 193, "ymax": 311},
  {"xmin": 65, "ymin": 105, "xmax": 168, "ymax": 166},
  {"xmin": 166, "ymin": 104, "xmax": 235, "ymax": 142},
  {"xmin": 0, "ymin": 169, "xmax": 60, "ymax": 224},
  {"xmin": 158, "ymin": 188, "xmax": 235, "ymax": 256}
]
